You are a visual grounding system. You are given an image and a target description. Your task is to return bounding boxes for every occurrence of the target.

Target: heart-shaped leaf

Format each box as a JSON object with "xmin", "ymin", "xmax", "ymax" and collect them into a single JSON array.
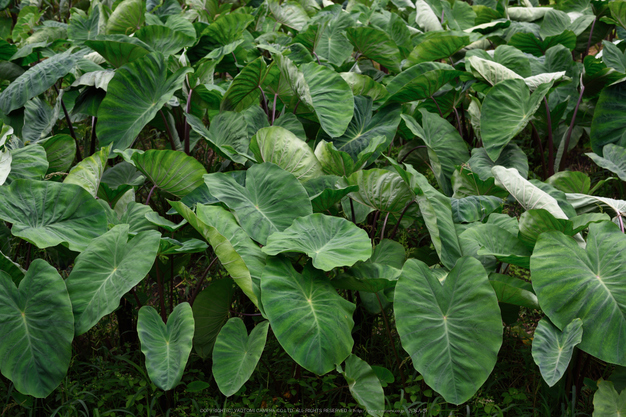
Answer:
[
  {"xmin": 394, "ymin": 257, "xmax": 502, "ymax": 405},
  {"xmin": 337, "ymin": 354, "xmax": 385, "ymax": 417},
  {"xmin": 261, "ymin": 257, "xmax": 355, "ymax": 375},
  {"xmin": 132, "ymin": 150, "xmax": 207, "ymax": 198},
  {"xmin": 532, "ymin": 318, "xmax": 583, "ymax": 387},
  {"xmin": 138, "ymin": 302, "xmax": 195, "ymax": 391},
  {"xmin": 531, "ymin": 222, "xmax": 626, "ymax": 365},
  {"xmin": 212, "ymin": 319, "xmax": 269, "ymax": 396},
  {"xmin": 97, "ymin": 52, "xmax": 192, "ymax": 151},
  {"xmin": 66, "ymin": 224, "xmax": 160, "ymax": 335},
  {"xmin": 0, "ymin": 259, "xmax": 74, "ymax": 398}
]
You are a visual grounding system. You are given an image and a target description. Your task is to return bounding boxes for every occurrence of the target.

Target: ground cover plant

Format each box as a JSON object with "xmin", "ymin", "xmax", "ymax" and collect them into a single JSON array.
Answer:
[{"xmin": 1, "ymin": 0, "xmax": 626, "ymax": 414}]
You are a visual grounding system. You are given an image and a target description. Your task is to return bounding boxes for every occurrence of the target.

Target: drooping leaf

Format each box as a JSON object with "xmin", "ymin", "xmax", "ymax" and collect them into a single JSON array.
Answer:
[
  {"xmin": 41, "ymin": 134, "xmax": 76, "ymax": 173},
  {"xmin": 488, "ymin": 273, "xmax": 539, "ymax": 309},
  {"xmin": 407, "ymin": 31, "xmax": 472, "ymax": 66},
  {"xmin": 304, "ymin": 175, "xmax": 359, "ymax": 213},
  {"xmin": 531, "ymin": 222, "xmax": 626, "ymax": 365},
  {"xmin": 0, "ymin": 180, "xmax": 107, "ymax": 251},
  {"xmin": 346, "ymin": 27, "xmax": 401, "ymax": 73},
  {"xmin": 212, "ymin": 319, "xmax": 269, "ymax": 396},
  {"xmin": 84, "ymin": 36, "xmax": 152, "ymax": 68},
  {"xmin": 460, "ymin": 223, "xmax": 532, "ymax": 268},
  {"xmin": 64, "ymin": 145, "xmax": 109, "ymax": 198},
  {"xmin": 66, "ymin": 224, "xmax": 160, "ymax": 335},
  {"xmin": 97, "ymin": 52, "xmax": 192, "ymax": 151},
  {"xmin": 586, "ymin": 144, "xmax": 626, "ymax": 181},
  {"xmin": 519, "ymin": 209, "xmax": 609, "ymax": 246},
  {"xmin": 344, "ymin": 169, "xmax": 413, "ymax": 214},
  {"xmin": 0, "ymin": 259, "xmax": 73, "ymax": 398},
  {"xmin": 132, "ymin": 150, "xmax": 207, "ymax": 198},
  {"xmin": 394, "ymin": 257, "xmax": 502, "ymax": 405},
  {"xmin": 532, "ymin": 318, "xmax": 583, "ymax": 387},
  {"xmin": 138, "ymin": 302, "xmax": 194, "ymax": 391},
  {"xmin": 203, "ymin": 163, "xmax": 312, "ymax": 245},
  {"xmin": 590, "ymin": 81, "xmax": 626, "ymax": 154},
  {"xmin": 337, "ymin": 355, "xmax": 385, "ymax": 417},
  {"xmin": 261, "ymin": 258, "xmax": 355, "ymax": 375},
  {"xmin": 186, "ymin": 112, "xmax": 251, "ymax": 165}
]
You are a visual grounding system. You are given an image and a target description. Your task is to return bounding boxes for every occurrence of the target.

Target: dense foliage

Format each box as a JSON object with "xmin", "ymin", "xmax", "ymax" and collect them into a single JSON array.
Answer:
[{"xmin": 0, "ymin": 0, "xmax": 626, "ymax": 414}]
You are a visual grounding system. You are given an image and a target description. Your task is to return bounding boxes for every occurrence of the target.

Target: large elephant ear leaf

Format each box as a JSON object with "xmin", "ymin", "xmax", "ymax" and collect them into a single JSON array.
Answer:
[
  {"xmin": 590, "ymin": 80, "xmax": 626, "ymax": 154},
  {"xmin": 394, "ymin": 257, "xmax": 503, "ymax": 405},
  {"xmin": 337, "ymin": 354, "xmax": 385, "ymax": 417},
  {"xmin": 0, "ymin": 180, "xmax": 107, "ymax": 252},
  {"xmin": 138, "ymin": 302, "xmax": 195, "ymax": 391},
  {"xmin": 132, "ymin": 150, "xmax": 207, "ymax": 198},
  {"xmin": 531, "ymin": 318, "xmax": 583, "ymax": 387},
  {"xmin": 186, "ymin": 112, "xmax": 251, "ymax": 165},
  {"xmin": 66, "ymin": 224, "xmax": 161, "ymax": 335},
  {"xmin": 192, "ymin": 278, "xmax": 234, "ymax": 359},
  {"xmin": 261, "ymin": 257, "xmax": 355, "ymax": 375},
  {"xmin": 0, "ymin": 259, "xmax": 74, "ymax": 398},
  {"xmin": 0, "ymin": 49, "xmax": 79, "ymax": 115},
  {"xmin": 531, "ymin": 222, "xmax": 626, "ymax": 365},
  {"xmin": 262, "ymin": 213, "xmax": 372, "ymax": 271},
  {"xmin": 212, "ymin": 319, "xmax": 269, "ymax": 397},
  {"xmin": 64, "ymin": 145, "xmax": 110, "ymax": 198},
  {"xmin": 204, "ymin": 162, "xmax": 312, "ymax": 245},
  {"xmin": 250, "ymin": 126, "xmax": 323, "ymax": 181},
  {"xmin": 106, "ymin": 0, "xmax": 145, "ymax": 35},
  {"xmin": 275, "ymin": 54, "xmax": 353, "ymax": 138},
  {"xmin": 480, "ymin": 79, "xmax": 551, "ymax": 161},
  {"xmin": 97, "ymin": 52, "xmax": 193, "ymax": 151},
  {"xmin": 220, "ymin": 57, "xmax": 267, "ymax": 112}
]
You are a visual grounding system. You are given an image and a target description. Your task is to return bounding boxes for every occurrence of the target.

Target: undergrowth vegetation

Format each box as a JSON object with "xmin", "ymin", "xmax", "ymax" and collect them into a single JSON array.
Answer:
[{"xmin": 1, "ymin": 0, "xmax": 626, "ymax": 414}]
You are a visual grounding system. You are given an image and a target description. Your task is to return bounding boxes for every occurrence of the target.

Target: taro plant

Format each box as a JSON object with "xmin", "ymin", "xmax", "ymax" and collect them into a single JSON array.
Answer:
[{"xmin": 1, "ymin": 0, "xmax": 626, "ymax": 414}]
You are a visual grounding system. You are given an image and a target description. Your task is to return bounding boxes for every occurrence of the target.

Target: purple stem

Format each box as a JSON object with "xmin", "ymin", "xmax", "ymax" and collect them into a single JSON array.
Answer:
[{"xmin": 145, "ymin": 184, "xmax": 157, "ymax": 206}]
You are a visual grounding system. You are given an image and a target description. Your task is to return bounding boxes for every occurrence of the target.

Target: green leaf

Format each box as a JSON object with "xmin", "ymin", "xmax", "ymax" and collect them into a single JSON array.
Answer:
[
  {"xmin": 169, "ymin": 201, "xmax": 259, "ymax": 308},
  {"xmin": 67, "ymin": 7, "xmax": 100, "ymax": 42},
  {"xmin": 385, "ymin": 63, "xmax": 463, "ymax": 104},
  {"xmin": 191, "ymin": 278, "xmax": 234, "ymax": 359},
  {"xmin": 480, "ymin": 79, "xmax": 551, "ymax": 161},
  {"xmin": 84, "ymin": 36, "xmax": 152, "ymax": 68},
  {"xmin": 531, "ymin": 222, "xmax": 626, "ymax": 365},
  {"xmin": 41, "ymin": 134, "xmax": 76, "ymax": 173},
  {"xmin": 66, "ymin": 224, "xmax": 160, "ymax": 335},
  {"xmin": 64, "ymin": 145, "xmax": 109, "ymax": 198},
  {"xmin": 276, "ymin": 54, "xmax": 354, "ymax": 138},
  {"xmin": 460, "ymin": 224, "xmax": 531, "ymax": 268},
  {"xmin": 344, "ymin": 169, "xmax": 413, "ymax": 214},
  {"xmin": 138, "ymin": 302, "xmax": 195, "ymax": 391},
  {"xmin": 590, "ymin": 81, "xmax": 626, "ymax": 154},
  {"xmin": 304, "ymin": 175, "xmax": 359, "ymax": 213},
  {"xmin": 101, "ymin": 161, "xmax": 145, "ymax": 189},
  {"xmin": 106, "ymin": 0, "xmax": 145, "ymax": 35},
  {"xmin": 220, "ymin": 57, "xmax": 266, "ymax": 112},
  {"xmin": 508, "ymin": 31, "xmax": 577, "ymax": 57},
  {"xmin": 488, "ymin": 273, "xmax": 539, "ymax": 309},
  {"xmin": 593, "ymin": 379, "xmax": 626, "ymax": 416},
  {"xmin": 97, "ymin": 52, "xmax": 192, "ymax": 151},
  {"xmin": 203, "ymin": 163, "xmax": 312, "ymax": 245},
  {"xmin": 135, "ymin": 25, "xmax": 195, "ymax": 56},
  {"xmin": 394, "ymin": 257, "xmax": 502, "ymax": 405},
  {"xmin": 0, "ymin": 259, "xmax": 73, "ymax": 398},
  {"xmin": 532, "ymin": 318, "xmax": 583, "ymax": 387},
  {"xmin": 546, "ymin": 170, "xmax": 591, "ymax": 193},
  {"xmin": 212, "ymin": 319, "xmax": 269, "ymax": 396},
  {"xmin": 250, "ymin": 126, "xmax": 323, "ymax": 181},
  {"xmin": 407, "ymin": 31, "xmax": 471, "ymax": 66},
  {"xmin": 346, "ymin": 27, "xmax": 401, "ymax": 73},
  {"xmin": 132, "ymin": 150, "xmax": 207, "ymax": 198},
  {"xmin": 586, "ymin": 144, "xmax": 626, "ymax": 181},
  {"xmin": 609, "ymin": 1, "xmax": 626, "ymax": 30},
  {"xmin": 338, "ymin": 355, "xmax": 385, "ymax": 417},
  {"xmin": 186, "ymin": 112, "xmax": 251, "ymax": 165},
  {"xmin": 451, "ymin": 167, "xmax": 508, "ymax": 199},
  {"xmin": 0, "ymin": 180, "xmax": 107, "ymax": 251},
  {"xmin": 6, "ymin": 145, "xmax": 48, "ymax": 184},
  {"xmin": 492, "ymin": 166, "xmax": 568, "ymax": 219},
  {"xmin": 0, "ymin": 50, "xmax": 78, "ymax": 115},
  {"xmin": 263, "ymin": 213, "xmax": 371, "ymax": 271},
  {"xmin": 261, "ymin": 258, "xmax": 355, "ymax": 375},
  {"xmin": 415, "ymin": 0, "xmax": 443, "ymax": 31},
  {"xmin": 519, "ymin": 209, "xmax": 609, "ymax": 246},
  {"xmin": 403, "ymin": 111, "xmax": 469, "ymax": 196},
  {"xmin": 317, "ymin": 96, "xmax": 401, "ymax": 163},
  {"xmin": 451, "ymin": 195, "xmax": 503, "ymax": 223},
  {"xmin": 339, "ymin": 73, "xmax": 389, "ymax": 102}
]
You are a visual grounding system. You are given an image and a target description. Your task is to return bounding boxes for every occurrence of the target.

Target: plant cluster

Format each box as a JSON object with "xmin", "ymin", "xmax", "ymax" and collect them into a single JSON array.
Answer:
[{"xmin": 0, "ymin": 0, "xmax": 626, "ymax": 414}]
